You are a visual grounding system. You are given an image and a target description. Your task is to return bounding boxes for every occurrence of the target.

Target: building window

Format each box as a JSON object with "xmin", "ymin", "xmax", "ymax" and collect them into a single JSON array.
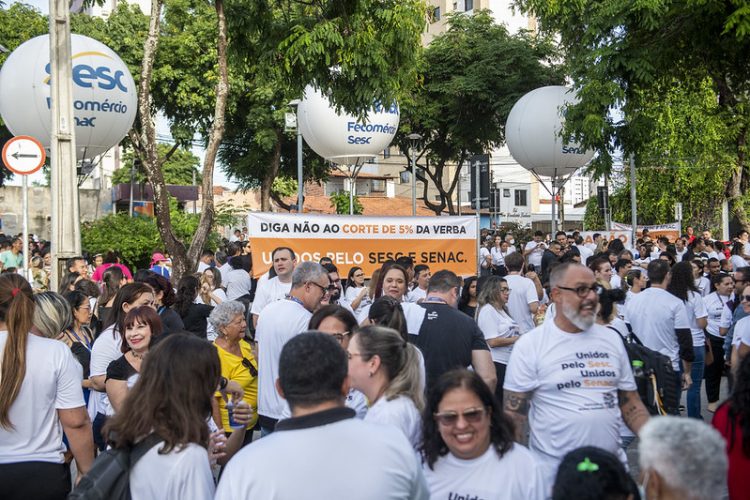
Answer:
[
  {"xmin": 503, "ymin": 189, "xmax": 511, "ymax": 198},
  {"xmin": 433, "ymin": 6, "xmax": 441, "ymax": 21},
  {"xmin": 514, "ymin": 189, "xmax": 528, "ymax": 207},
  {"xmin": 383, "ymin": 147, "xmax": 391, "ymax": 159},
  {"xmin": 325, "ymin": 179, "xmax": 345, "ymax": 196},
  {"xmin": 465, "ymin": 0, "xmax": 473, "ymax": 11},
  {"xmin": 371, "ymin": 180, "xmax": 386, "ymax": 193},
  {"xmin": 400, "ymin": 171, "xmax": 411, "ymax": 184}
]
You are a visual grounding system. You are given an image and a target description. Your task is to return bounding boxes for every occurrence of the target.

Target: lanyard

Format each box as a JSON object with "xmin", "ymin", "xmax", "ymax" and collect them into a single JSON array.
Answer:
[
  {"xmin": 286, "ymin": 295, "xmax": 305, "ymax": 307},
  {"xmin": 67, "ymin": 328, "xmax": 92, "ymax": 351}
]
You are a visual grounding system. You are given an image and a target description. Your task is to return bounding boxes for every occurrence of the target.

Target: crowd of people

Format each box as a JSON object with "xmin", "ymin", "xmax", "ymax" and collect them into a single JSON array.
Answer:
[{"xmin": 0, "ymin": 225, "xmax": 749, "ymax": 499}]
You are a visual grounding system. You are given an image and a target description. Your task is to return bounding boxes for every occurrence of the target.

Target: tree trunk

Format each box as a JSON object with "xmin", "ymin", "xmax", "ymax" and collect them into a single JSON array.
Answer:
[
  {"xmin": 260, "ymin": 129, "xmax": 283, "ymax": 212},
  {"xmin": 729, "ymin": 126, "xmax": 749, "ymax": 231},
  {"xmin": 185, "ymin": 0, "xmax": 229, "ymax": 273},
  {"xmin": 133, "ymin": 0, "xmax": 228, "ymax": 283}
]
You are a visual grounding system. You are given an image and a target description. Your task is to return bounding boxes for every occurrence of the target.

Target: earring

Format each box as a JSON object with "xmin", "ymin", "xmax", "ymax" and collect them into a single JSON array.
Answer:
[{"xmin": 368, "ymin": 371, "xmax": 373, "ymax": 378}]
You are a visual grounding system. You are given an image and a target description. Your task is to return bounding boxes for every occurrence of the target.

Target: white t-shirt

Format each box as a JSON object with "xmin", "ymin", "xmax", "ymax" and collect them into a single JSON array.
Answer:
[
  {"xmin": 576, "ymin": 244, "xmax": 594, "ymax": 265},
  {"xmin": 685, "ymin": 291, "xmax": 708, "ymax": 347},
  {"xmin": 197, "ymin": 261, "xmax": 211, "ymax": 273},
  {"xmin": 89, "ymin": 325, "xmax": 122, "ymax": 417},
  {"xmin": 476, "ymin": 304, "xmax": 519, "ymax": 364},
  {"xmin": 256, "ymin": 299, "xmax": 312, "ymax": 420},
  {"xmin": 406, "ymin": 287, "xmax": 427, "ymax": 303},
  {"xmin": 732, "ymin": 315, "xmax": 750, "ymax": 348},
  {"xmin": 731, "ymin": 255, "xmax": 749, "ymax": 271},
  {"xmin": 695, "ymin": 276, "xmax": 711, "ymax": 297},
  {"xmin": 215, "ymin": 414, "xmax": 429, "ymax": 500},
  {"xmin": 130, "ymin": 442, "xmax": 214, "ymax": 500},
  {"xmin": 224, "ymin": 269, "xmax": 253, "ymax": 301},
  {"xmin": 344, "ymin": 286, "xmax": 371, "ymax": 316},
  {"xmin": 422, "ymin": 445, "xmax": 544, "ymax": 500},
  {"xmin": 491, "ymin": 247, "xmax": 509, "ymax": 267},
  {"xmin": 480, "ymin": 247, "xmax": 492, "ymax": 270},
  {"xmin": 704, "ymin": 292, "xmax": 732, "ymax": 338},
  {"xmin": 625, "ymin": 287, "xmax": 691, "ymax": 370},
  {"xmin": 504, "ymin": 320, "xmax": 636, "ymax": 493},
  {"xmin": 504, "ymin": 274, "xmax": 539, "ymax": 333},
  {"xmin": 218, "ymin": 261, "xmax": 233, "ymax": 279},
  {"xmin": 365, "ymin": 395, "xmax": 422, "ymax": 449},
  {"xmin": 358, "ymin": 300, "xmax": 426, "ymax": 335},
  {"xmin": 280, "ymin": 388, "xmax": 368, "ymax": 420},
  {"xmin": 251, "ymin": 276, "xmax": 292, "ymax": 316},
  {"xmin": 675, "ymin": 248, "xmax": 688, "ymax": 261},
  {"xmin": 524, "ymin": 241, "xmax": 545, "ymax": 268},
  {"xmin": 0, "ymin": 333, "xmax": 84, "ymax": 464},
  {"xmin": 610, "ymin": 274, "xmax": 622, "ymax": 289}
]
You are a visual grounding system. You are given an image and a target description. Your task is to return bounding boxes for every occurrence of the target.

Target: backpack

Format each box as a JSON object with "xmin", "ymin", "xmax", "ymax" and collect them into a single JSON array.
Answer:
[
  {"xmin": 610, "ymin": 327, "xmax": 681, "ymax": 416},
  {"xmin": 68, "ymin": 434, "xmax": 163, "ymax": 500}
]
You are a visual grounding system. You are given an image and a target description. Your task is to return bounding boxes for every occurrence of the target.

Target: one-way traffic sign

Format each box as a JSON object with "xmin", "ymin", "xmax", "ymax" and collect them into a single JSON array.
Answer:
[{"xmin": 2, "ymin": 135, "xmax": 46, "ymax": 175}]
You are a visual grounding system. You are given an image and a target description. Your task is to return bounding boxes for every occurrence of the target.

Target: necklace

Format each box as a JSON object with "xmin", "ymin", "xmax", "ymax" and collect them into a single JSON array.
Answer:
[{"xmin": 131, "ymin": 350, "xmax": 145, "ymax": 360}]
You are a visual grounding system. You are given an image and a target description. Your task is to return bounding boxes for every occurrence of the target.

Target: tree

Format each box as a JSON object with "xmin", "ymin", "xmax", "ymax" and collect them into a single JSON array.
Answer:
[
  {"xmin": 516, "ymin": 0, "xmax": 750, "ymax": 230},
  {"xmin": 111, "ymin": 144, "xmax": 201, "ymax": 185},
  {"xmin": 330, "ymin": 191, "xmax": 363, "ymax": 215},
  {"xmin": 394, "ymin": 10, "xmax": 563, "ymax": 215},
  {"xmin": 0, "ymin": 4, "xmax": 51, "ymax": 186}
]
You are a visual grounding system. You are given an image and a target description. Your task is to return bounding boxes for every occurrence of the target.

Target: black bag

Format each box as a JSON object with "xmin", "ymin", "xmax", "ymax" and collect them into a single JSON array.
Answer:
[
  {"xmin": 612, "ymin": 328, "xmax": 681, "ymax": 416},
  {"xmin": 68, "ymin": 434, "xmax": 163, "ymax": 500}
]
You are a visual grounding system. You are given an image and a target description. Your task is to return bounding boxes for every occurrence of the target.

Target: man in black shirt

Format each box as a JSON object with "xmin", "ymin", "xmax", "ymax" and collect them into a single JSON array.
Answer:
[{"xmin": 410, "ymin": 270, "xmax": 496, "ymax": 391}]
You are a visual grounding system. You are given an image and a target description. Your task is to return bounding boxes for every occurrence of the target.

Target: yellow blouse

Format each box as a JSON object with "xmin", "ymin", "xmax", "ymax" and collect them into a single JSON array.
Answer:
[{"xmin": 214, "ymin": 340, "xmax": 259, "ymax": 431}]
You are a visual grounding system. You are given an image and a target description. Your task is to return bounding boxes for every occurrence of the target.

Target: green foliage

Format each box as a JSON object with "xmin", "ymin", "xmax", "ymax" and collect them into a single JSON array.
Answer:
[
  {"xmin": 272, "ymin": 176, "xmax": 298, "ymax": 198},
  {"xmin": 395, "ymin": 10, "xmax": 564, "ymax": 213},
  {"xmin": 329, "ymin": 191, "xmax": 363, "ymax": 215},
  {"xmin": 111, "ymin": 144, "xmax": 201, "ymax": 185},
  {"xmin": 81, "ymin": 198, "xmax": 219, "ymax": 270},
  {"xmin": 583, "ymin": 196, "xmax": 605, "ymax": 231}
]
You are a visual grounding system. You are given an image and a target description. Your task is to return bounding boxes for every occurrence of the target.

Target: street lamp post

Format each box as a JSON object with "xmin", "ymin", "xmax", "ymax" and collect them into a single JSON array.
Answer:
[
  {"xmin": 288, "ymin": 99, "xmax": 303, "ymax": 212},
  {"xmin": 406, "ymin": 133, "xmax": 422, "ymax": 216}
]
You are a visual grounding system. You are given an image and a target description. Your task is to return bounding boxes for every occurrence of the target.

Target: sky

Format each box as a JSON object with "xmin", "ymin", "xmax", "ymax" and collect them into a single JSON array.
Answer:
[{"xmin": 4, "ymin": 0, "xmax": 238, "ymax": 190}]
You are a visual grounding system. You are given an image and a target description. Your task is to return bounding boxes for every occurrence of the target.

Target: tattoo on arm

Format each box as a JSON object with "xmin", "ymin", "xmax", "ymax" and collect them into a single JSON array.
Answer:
[
  {"xmin": 618, "ymin": 390, "xmax": 650, "ymax": 434},
  {"xmin": 503, "ymin": 390, "xmax": 531, "ymax": 445}
]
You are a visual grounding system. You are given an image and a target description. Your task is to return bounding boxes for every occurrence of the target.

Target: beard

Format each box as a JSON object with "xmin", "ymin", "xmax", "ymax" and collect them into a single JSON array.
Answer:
[{"xmin": 561, "ymin": 300, "xmax": 598, "ymax": 330}]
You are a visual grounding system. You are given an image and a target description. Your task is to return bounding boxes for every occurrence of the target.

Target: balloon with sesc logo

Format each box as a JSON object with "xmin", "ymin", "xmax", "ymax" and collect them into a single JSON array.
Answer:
[{"xmin": 0, "ymin": 34, "xmax": 137, "ymax": 161}]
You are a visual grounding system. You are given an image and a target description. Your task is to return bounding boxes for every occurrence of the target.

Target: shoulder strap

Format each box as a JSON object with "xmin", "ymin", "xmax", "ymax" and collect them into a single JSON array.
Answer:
[{"xmin": 129, "ymin": 434, "xmax": 164, "ymax": 466}]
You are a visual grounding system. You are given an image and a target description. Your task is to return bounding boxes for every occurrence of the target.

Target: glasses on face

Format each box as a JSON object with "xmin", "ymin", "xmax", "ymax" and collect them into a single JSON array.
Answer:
[
  {"xmin": 242, "ymin": 357, "xmax": 258, "ymax": 377},
  {"xmin": 353, "ymin": 273, "xmax": 365, "ymax": 278},
  {"xmin": 433, "ymin": 407, "xmax": 487, "ymax": 427},
  {"xmin": 308, "ymin": 281, "xmax": 331, "ymax": 295},
  {"xmin": 741, "ymin": 295, "xmax": 750, "ymax": 303},
  {"xmin": 332, "ymin": 332, "xmax": 351, "ymax": 344},
  {"xmin": 499, "ymin": 287, "xmax": 511, "ymax": 293},
  {"xmin": 557, "ymin": 284, "xmax": 602, "ymax": 298}
]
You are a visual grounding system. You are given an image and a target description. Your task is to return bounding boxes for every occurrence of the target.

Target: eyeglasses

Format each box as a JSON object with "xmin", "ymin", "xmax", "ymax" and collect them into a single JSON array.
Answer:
[
  {"xmin": 499, "ymin": 287, "xmax": 511, "ymax": 293},
  {"xmin": 353, "ymin": 273, "xmax": 365, "ymax": 278},
  {"xmin": 741, "ymin": 295, "xmax": 750, "ymax": 303},
  {"xmin": 557, "ymin": 284, "xmax": 601, "ymax": 298},
  {"xmin": 242, "ymin": 357, "xmax": 258, "ymax": 377},
  {"xmin": 433, "ymin": 407, "xmax": 487, "ymax": 426},
  {"xmin": 308, "ymin": 281, "xmax": 331, "ymax": 295},
  {"xmin": 332, "ymin": 332, "xmax": 351, "ymax": 344}
]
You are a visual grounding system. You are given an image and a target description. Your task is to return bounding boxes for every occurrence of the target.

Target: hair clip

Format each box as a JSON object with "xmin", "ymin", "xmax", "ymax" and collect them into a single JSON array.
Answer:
[{"xmin": 577, "ymin": 457, "xmax": 599, "ymax": 473}]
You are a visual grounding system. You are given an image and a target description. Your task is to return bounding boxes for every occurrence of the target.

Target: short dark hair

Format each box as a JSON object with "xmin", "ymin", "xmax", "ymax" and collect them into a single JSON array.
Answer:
[
  {"xmin": 711, "ymin": 272, "xmax": 733, "ymax": 287},
  {"xmin": 272, "ymin": 246, "xmax": 296, "ymax": 261},
  {"xmin": 368, "ymin": 296, "xmax": 408, "ymax": 340},
  {"xmin": 534, "ymin": 230, "xmax": 544, "ymax": 237},
  {"xmin": 647, "ymin": 259, "xmax": 671, "ymax": 284},
  {"xmin": 229, "ymin": 254, "xmax": 252, "ymax": 272},
  {"xmin": 421, "ymin": 369, "xmax": 514, "ymax": 469},
  {"xmin": 121, "ymin": 306, "xmax": 163, "ymax": 353},
  {"xmin": 308, "ymin": 305, "xmax": 357, "ymax": 333},
  {"xmin": 279, "ymin": 332, "xmax": 347, "ymax": 409},
  {"xmin": 736, "ymin": 268, "xmax": 750, "ymax": 284},
  {"xmin": 413, "ymin": 264, "xmax": 430, "ymax": 278},
  {"xmin": 427, "ymin": 270, "xmax": 462, "ymax": 294},
  {"xmin": 504, "ymin": 252, "xmax": 525, "ymax": 272},
  {"xmin": 201, "ymin": 249, "xmax": 214, "ymax": 258},
  {"xmin": 552, "ymin": 446, "xmax": 637, "ymax": 500},
  {"xmin": 322, "ymin": 262, "xmax": 338, "ymax": 274},
  {"xmin": 395, "ymin": 256, "xmax": 414, "ymax": 270},
  {"xmin": 614, "ymin": 259, "xmax": 631, "ymax": 272},
  {"xmin": 555, "ymin": 231, "xmax": 567, "ymax": 238},
  {"xmin": 66, "ymin": 256, "xmax": 85, "ymax": 270}
]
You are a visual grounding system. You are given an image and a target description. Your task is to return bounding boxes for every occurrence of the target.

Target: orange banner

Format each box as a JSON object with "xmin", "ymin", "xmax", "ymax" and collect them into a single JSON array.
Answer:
[{"xmin": 248, "ymin": 213, "xmax": 478, "ymax": 278}]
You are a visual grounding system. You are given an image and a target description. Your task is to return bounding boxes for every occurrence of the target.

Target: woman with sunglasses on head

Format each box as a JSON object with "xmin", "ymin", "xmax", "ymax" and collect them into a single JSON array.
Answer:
[
  {"xmin": 209, "ymin": 301, "xmax": 257, "ymax": 447},
  {"xmin": 347, "ymin": 325, "xmax": 424, "ymax": 449},
  {"xmin": 105, "ymin": 306, "xmax": 163, "ymax": 414},
  {"xmin": 475, "ymin": 276, "xmax": 519, "ymax": 402},
  {"xmin": 421, "ymin": 369, "xmax": 542, "ymax": 500}
]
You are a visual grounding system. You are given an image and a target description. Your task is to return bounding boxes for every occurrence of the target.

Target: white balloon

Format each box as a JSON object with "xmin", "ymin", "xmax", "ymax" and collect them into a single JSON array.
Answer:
[
  {"xmin": 0, "ymin": 34, "xmax": 137, "ymax": 161},
  {"xmin": 505, "ymin": 85, "xmax": 594, "ymax": 179},
  {"xmin": 297, "ymin": 85, "xmax": 399, "ymax": 165}
]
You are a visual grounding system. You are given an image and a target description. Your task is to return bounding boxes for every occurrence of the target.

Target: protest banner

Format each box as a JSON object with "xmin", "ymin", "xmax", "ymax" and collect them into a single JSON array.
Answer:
[
  {"xmin": 581, "ymin": 222, "xmax": 680, "ymax": 249},
  {"xmin": 247, "ymin": 213, "xmax": 478, "ymax": 278}
]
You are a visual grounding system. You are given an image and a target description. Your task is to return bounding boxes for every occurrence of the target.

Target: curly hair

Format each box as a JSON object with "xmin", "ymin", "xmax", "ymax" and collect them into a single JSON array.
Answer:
[
  {"xmin": 420, "ymin": 369, "xmax": 514, "ymax": 469},
  {"xmin": 552, "ymin": 446, "xmax": 637, "ymax": 500}
]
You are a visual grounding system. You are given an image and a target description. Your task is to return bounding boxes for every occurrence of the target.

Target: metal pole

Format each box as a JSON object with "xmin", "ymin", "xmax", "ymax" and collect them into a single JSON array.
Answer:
[
  {"xmin": 49, "ymin": 0, "xmax": 80, "ymax": 292},
  {"xmin": 411, "ymin": 146, "xmax": 416, "ymax": 216},
  {"xmin": 349, "ymin": 173, "xmax": 355, "ymax": 215},
  {"xmin": 475, "ymin": 160, "xmax": 481, "ymax": 275},
  {"xmin": 129, "ymin": 159, "xmax": 135, "ymax": 216},
  {"xmin": 630, "ymin": 155, "xmax": 637, "ymax": 247},
  {"xmin": 722, "ymin": 200, "xmax": 730, "ymax": 241},
  {"xmin": 297, "ymin": 128, "xmax": 303, "ymax": 213},
  {"xmin": 551, "ymin": 177, "xmax": 556, "ymax": 234},
  {"xmin": 22, "ymin": 176, "xmax": 29, "ymax": 281}
]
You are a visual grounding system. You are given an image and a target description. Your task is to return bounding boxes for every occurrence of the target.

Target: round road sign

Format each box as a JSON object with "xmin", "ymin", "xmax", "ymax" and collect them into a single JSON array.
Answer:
[{"xmin": 2, "ymin": 135, "xmax": 46, "ymax": 175}]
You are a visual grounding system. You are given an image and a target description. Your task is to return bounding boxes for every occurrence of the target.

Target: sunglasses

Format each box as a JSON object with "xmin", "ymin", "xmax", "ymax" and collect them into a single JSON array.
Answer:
[
  {"xmin": 433, "ymin": 407, "xmax": 487, "ymax": 427},
  {"xmin": 332, "ymin": 332, "xmax": 351, "ymax": 344},
  {"xmin": 242, "ymin": 357, "xmax": 258, "ymax": 377},
  {"xmin": 741, "ymin": 295, "xmax": 750, "ymax": 303}
]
